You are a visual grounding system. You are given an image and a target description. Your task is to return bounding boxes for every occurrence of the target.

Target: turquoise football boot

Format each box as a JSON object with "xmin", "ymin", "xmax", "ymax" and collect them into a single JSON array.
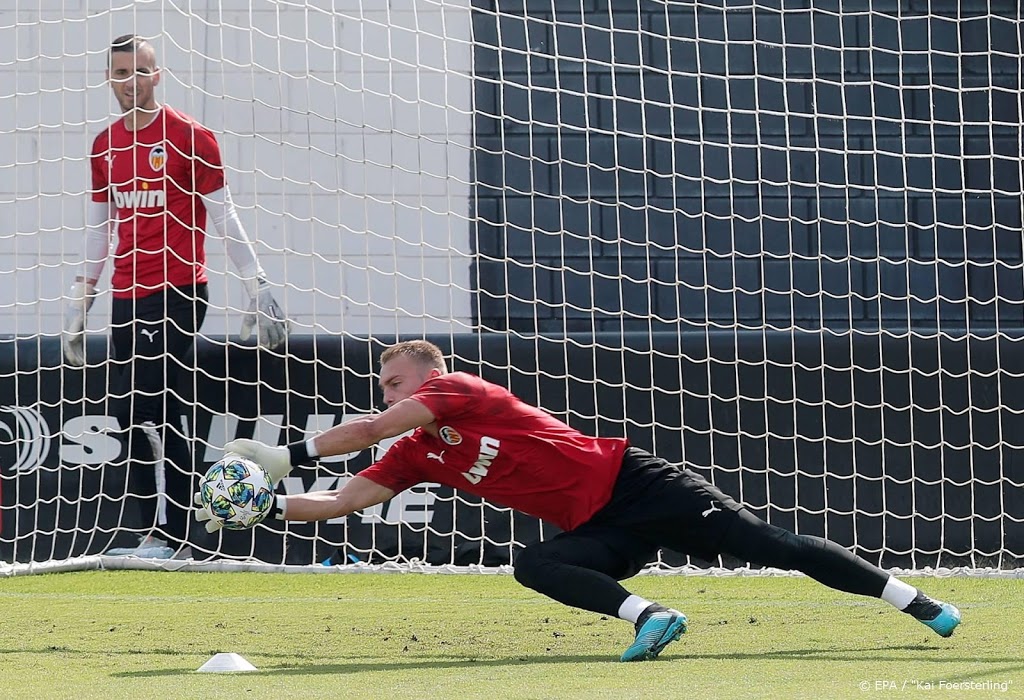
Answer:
[
  {"xmin": 619, "ymin": 609, "xmax": 687, "ymax": 662},
  {"xmin": 919, "ymin": 602, "xmax": 961, "ymax": 638},
  {"xmin": 904, "ymin": 593, "xmax": 961, "ymax": 638}
]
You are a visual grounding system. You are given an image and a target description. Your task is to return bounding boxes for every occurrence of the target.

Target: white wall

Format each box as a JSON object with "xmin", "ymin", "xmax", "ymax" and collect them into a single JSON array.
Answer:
[{"xmin": 0, "ymin": 0, "xmax": 475, "ymax": 338}]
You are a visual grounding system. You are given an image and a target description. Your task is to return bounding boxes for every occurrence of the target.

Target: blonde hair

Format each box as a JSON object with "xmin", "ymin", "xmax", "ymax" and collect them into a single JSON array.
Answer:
[{"xmin": 379, "ymin": 340, "xmax": 448, "ymax": 372}]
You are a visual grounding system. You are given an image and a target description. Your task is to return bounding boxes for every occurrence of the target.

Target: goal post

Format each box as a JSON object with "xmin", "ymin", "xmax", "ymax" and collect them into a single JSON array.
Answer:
[{"xmin": 2, "ymin": 1, "xmax": 1023, "ymax": 574}]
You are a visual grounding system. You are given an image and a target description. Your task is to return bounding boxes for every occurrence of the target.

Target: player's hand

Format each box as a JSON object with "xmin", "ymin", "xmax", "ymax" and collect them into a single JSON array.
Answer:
[
  {"xmin": 61, "ymin": 280, "xmax": 95, "ymax": 367},
  {"xmin": 223, "ymin": 438, "xmax": 292, "ymax": 483},
  {"xmin": 192, "ymin": 492, "xmax": 224, "ymax": 533},
  {"xmin": 193, "ymin": 490, "xmax": 277, "ymax": 532},
  {"xmin": 240, "ymin": 279, "xmax": 291, "ymax": 350}
]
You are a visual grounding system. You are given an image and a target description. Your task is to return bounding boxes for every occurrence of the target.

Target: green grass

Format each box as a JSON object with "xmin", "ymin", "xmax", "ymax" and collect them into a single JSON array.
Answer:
[{"xmin": 0, "ymin": 572, "xmax": 1020, "ymax": 699}]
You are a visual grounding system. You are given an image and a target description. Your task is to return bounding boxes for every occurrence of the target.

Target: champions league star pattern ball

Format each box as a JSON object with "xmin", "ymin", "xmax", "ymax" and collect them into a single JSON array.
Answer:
[{"xmin": 199, "ymin": 454, "xmax": 275, "ymax": 530}]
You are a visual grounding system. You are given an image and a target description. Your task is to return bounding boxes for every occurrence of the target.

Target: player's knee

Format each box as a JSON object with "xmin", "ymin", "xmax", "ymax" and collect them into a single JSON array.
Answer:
[
  {"xmin": 512, "ymin": 544, "xmax": 548, "ymax": 590},
  {"xmin": 723, "ymin": 512, "xmax": 803, "ymax": 568},
  {"xmin": 756, "ymin": 528, "xmax": 834, "ymax": 572},
  {"xmin": 786, "ymin": 533, "xmax": 834, "ymax": 562}
]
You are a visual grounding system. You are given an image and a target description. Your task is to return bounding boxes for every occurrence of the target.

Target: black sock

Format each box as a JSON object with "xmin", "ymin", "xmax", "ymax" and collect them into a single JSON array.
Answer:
[
  {"xmin": 902, "ymin": 592, "xmax": 942, "ymax": 621},
  {"xmin": 636, "ymin": 603, "xmax": 669, "ymax": 629}
]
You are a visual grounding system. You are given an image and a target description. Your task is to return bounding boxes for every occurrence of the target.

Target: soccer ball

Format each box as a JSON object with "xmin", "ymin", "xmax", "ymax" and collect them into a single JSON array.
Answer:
[{"xmin": 199, "ymin": 454, "xmax": 276, "ymax": 530}]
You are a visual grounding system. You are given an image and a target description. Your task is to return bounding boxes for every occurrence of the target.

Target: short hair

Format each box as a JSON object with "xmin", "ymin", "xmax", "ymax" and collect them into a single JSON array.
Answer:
[
  {"xmin": 110, "ymin": 34, "xmax": 153, "ymax": 61},
  {"xmin": 379, "ymin": 340, "xmax": 447, "ymax": 372}
]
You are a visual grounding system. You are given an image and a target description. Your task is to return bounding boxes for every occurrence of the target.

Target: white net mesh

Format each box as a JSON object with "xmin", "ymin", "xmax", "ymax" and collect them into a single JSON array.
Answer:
[{"xmin": 1, "ymin": 1, "xmax": 1022, "ymax": 572}]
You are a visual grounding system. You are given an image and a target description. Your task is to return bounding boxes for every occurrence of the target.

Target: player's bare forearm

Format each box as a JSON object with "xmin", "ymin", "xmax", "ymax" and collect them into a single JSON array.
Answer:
[
  {"xmin": 311, "ymin": 417, "xmax": 379, "ymax": 458},
  {"xmin": 311, "ymin": 398, "xmax": 435, "ymax": 458},
  {"xmin": 280, "ymin": 475, "xmax": 394, "ymax": 521}
]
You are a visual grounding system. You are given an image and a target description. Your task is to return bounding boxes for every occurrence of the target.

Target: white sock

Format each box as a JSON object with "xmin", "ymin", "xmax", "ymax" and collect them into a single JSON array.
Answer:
[
  {"xmin": 618, "ymin": 595, "xmax": 654, "ymax": 624},
  {"xmin": 880, "ymin": 576, "xmax": 918, "ymax": 610}
]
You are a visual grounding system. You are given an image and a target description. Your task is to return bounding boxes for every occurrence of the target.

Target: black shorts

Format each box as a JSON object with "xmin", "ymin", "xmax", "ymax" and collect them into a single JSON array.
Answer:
[
  {"xmin": 573, "ymin": 446, "xmax": 747, "ymax": 566},
  {"xmin": 110, "ymin": 284, "xmax": 208, "ymax": 425}
]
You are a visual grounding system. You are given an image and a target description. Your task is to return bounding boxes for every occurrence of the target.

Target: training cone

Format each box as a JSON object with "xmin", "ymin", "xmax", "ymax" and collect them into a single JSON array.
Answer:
[{"xmin": 196, "ymin": 652, "xmax": 258, "ymax": 673}]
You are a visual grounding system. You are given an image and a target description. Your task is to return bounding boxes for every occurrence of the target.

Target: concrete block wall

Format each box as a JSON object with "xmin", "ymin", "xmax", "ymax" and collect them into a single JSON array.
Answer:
[
  {"xmin": 4, "ymin": 1, "xmax": 1022, "ymax": 341},
  {"xmin": 471, "ymin": 0, "xmax": 1023, "ymax": 334},
  {"xmin": 0, "ymin": 0, "xmax": 475, "ymax": 338}
]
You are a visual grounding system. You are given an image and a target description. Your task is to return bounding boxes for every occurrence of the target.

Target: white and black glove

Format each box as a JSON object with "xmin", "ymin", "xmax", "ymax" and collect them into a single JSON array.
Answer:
[
  {"xmin": 193, "ymin": 491, "xmax": 226, "ymax": 533},
  {"xmin": 222, "ymin": 438, "xmax": 294, "ymax": 483},
  {"xmin": 240, "ymin": 278, "xmax": 290, "ymax": 350},
  {"xmin": 192, "ymin": 490, "xmax": 285, "ymax": 533},
  {"xmin": 62, "ymin": 280, "xmax": 95, "ymax": 366}
]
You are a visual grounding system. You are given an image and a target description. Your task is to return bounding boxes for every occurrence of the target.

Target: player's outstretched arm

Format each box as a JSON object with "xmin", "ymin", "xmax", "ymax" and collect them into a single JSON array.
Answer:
[
  {"xmin": 193, "ymin": 475, "xmax": 394, "ymax": 531},
  {"xmin": 313, "ymin": 398, "xmax": 436, "ymax": 459},
  {"xmin": 224, "ymin": 398, "xmax": 436, "ymax": 481},
  {"xmin": 278, "ymin": 476, "xmax": 396, "ymax": 523},
  {"xmin": 197, "ymin": 399, "xmax": 434, "ymax": 531}
]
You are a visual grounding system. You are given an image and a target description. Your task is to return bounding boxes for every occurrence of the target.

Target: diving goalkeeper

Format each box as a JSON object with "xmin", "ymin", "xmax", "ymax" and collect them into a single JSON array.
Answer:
[{"xmin": 197, "ymin": 340, "xmax": 961, "ymax": 661}]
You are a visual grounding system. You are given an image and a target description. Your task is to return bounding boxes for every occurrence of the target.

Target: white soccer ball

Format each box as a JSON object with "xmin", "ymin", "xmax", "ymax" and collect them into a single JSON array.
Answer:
[{"xmin": 198, "ymin": 454, "xmax": 275, "ymax": 530}]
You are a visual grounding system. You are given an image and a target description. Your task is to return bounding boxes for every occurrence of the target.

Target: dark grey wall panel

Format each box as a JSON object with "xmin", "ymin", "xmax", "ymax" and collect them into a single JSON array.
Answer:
[
  {"xmin": 471, "ymin": 1, "xmax": 1023, "ymax": 333},
  {"xmin": 2, "ymin": 333, "xmax": 1022, "ymax": 568}
]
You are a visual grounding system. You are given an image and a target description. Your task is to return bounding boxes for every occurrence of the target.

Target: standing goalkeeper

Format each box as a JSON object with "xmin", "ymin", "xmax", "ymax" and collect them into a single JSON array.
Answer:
[
  {"xmin": 201, "ymin": 340, "xmax": 961, "ymax": 661},
  {"xmin": 64, "ymin": 35, "xmax": 290, "ymax": 558}
]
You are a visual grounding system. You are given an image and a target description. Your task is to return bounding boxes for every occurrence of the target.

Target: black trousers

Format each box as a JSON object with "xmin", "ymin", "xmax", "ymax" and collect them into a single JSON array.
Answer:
[
  {"xmin": 110, "ymin": 284, "xmax": 208, "ymax": 546},
  {"xmin": 513, "ymin": 447, "xmax": 891, "ymax": 617}
]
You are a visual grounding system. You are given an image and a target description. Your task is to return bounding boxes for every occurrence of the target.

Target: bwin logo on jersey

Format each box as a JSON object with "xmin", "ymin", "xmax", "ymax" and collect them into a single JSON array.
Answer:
[
  {"xmin": 0, "ymin": 405, "xmax": 52, "ymax": 473},
  {"xmin": 462, "ymin": 436, "xmax": 500, "ymax": 485},
  {"xmin": 112, "ymin": 185, "xmax": 166, "ymax": 209}
]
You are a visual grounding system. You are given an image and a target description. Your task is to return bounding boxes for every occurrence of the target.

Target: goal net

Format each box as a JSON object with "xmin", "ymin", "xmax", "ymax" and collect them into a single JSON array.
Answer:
[{"xmin": 2, "ymin": 1, "xmax": 1022, "ymax": 574}]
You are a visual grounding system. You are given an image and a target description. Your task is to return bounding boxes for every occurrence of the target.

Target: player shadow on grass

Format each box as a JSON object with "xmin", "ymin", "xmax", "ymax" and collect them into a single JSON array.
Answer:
[
  {"xmin": 108, "ymin": 646, "xmax": 1024, "ymax": 678},
  {"xmin": 684, "ymin": 644, "xmax": 1019, "ymax": 663}
]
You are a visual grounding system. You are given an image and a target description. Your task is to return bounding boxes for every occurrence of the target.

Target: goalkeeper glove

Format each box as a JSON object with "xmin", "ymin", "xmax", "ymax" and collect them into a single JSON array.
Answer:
[
  {"xmin": 223, "ymin": 438, "xmax": 294, "ymax": 483},
  {"xmin": 193, "ymin": 490, "xmax": 287, "ymax": 533},
  {"xmin": 195, "ymin": 439, "xmax": 308, "ymax": 532},
  {"xmin": 62, "ymin": 280, "xmax": 95, "ymax": 367},
  {"xmin": 240, "ymin": 278, "xmax": 290, "ymax": 350},
  {"xmin": 193, "ymin": 491, "xmax": 225, "ymax": 533}
]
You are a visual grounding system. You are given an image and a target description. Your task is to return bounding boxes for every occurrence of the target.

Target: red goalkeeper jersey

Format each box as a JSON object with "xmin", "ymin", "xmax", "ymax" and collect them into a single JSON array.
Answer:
[
  {"xmin": 90, "ymin": 105, "xmax": 226, "ymax": 298},
  {"xmin": 359, "ymin": 372, "xmax": 628, "ymax": 531}
]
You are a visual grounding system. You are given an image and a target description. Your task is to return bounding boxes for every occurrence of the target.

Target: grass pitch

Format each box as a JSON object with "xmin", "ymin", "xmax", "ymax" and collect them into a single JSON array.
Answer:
[{"xmin": 0, "ymin": 571, "xmax": 1019, "ymax": 699}]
